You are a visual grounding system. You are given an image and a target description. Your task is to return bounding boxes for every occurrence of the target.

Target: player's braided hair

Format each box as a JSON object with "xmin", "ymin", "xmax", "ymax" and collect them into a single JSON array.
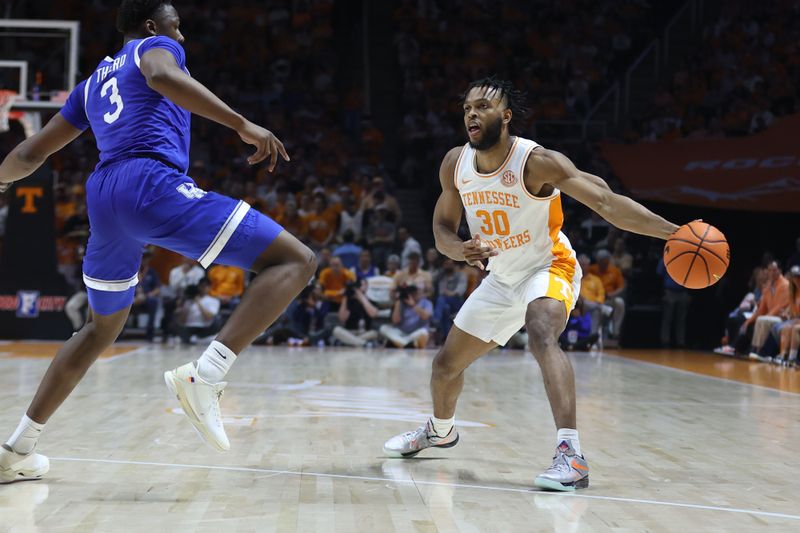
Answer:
[
  {"xmin": 463, "ymin": 76, "xmax": 530, "ymax": 130},
  {"xmin": 116, "ymin": 0, "xmax": 172, "ymax": 34}
]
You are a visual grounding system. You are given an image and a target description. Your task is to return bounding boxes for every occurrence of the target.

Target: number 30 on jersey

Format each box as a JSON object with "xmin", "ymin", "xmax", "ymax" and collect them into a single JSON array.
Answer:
[
  {"xmin": 475, "ymin": 209, "xmax": 510, "ymax": 236},
  {"xmin": 101, "ymin": 77, "xmax": 124, "ymax": 124}
]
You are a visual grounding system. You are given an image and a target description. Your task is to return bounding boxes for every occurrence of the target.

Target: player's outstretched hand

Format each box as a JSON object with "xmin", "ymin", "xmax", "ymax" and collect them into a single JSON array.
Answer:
[
  {"xmin": 462, "ymin": 234, "xmax": 498, "ymax": 270},
  {"xmin": 237, "ymin": 121, "xmax": 290, "ymax": 171}
]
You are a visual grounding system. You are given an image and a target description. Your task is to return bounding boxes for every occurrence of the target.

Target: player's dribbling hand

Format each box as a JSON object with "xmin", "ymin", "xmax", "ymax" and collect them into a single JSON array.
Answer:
[
  {"xmin": 462, "ymin": 234, "xmax": 498, "ymax": 270},
  {"xmin": 237, "ymin": 121, "xmax": 290, "ymax": 171}
]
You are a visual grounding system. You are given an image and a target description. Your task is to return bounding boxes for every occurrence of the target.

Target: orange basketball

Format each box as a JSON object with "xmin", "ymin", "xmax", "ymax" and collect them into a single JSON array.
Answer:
[{"xmin": 663, "ymin": 221, "xmax": 730, "ymax": 289}]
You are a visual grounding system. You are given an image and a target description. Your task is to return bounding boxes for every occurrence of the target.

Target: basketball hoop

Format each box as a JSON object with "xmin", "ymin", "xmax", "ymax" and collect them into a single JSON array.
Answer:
[
  {"xmin": 0, "ymin": 90, "xmax": 19, "ymax": 133},
  {"xmin": 0, "ymin": 90, "xmax": 34, "ymax": 138}
]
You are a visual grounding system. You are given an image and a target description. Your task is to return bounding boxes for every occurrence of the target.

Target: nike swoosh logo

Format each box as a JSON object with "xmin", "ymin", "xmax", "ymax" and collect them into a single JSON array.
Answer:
[
  {"xmin": 213, "ymin": 348, "xmax": 226, "ymax": 360},
  {"xmin": 463, "ymin": 179, "xmax": 473, "ymax": 185},
  {"xmin": 571, "ymin": 460, "xmax": 588, "ymax": 472}
]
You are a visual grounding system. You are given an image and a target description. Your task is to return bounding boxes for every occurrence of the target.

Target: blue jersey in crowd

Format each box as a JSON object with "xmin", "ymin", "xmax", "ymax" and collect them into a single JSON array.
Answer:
[{"xmin": 60, "ymin": 36, "xmax": 191, "ymax": 172}]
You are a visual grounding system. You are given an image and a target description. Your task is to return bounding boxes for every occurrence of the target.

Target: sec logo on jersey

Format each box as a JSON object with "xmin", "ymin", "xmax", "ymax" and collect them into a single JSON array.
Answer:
[{"xmin": 501, "ymin": 170, "xmax": 517, "ymax": 187}]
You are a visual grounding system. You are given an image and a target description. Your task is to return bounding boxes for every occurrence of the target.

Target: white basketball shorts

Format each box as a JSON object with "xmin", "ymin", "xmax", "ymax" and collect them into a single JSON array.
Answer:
[{"xmin": 453, "ymin": 266, "xmax": 581, "ymax": 346}]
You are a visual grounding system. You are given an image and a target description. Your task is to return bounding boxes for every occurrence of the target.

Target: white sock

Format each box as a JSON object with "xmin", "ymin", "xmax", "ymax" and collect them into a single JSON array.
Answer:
[
  {"xmin": 196, "ymin": 341, "xmax": 237, "ymax": 383},
  {"xmin": 431, "ymin": 416, "xmax": 455, "ymax": 437},
  {"xmin": 557, "ymin": 428, "xmax": 582, "ymax": 457},
  {"xmin": 5, "ymin": 415, "xmax": 45, "ymax": 455},
  {"xmin": 790, "ymin": 348, "xmax": 798, "ymax": 361}
]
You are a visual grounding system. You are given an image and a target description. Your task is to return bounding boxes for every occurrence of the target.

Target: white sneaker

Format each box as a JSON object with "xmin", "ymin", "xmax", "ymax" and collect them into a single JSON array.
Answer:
[
  {"xmin": 0, "ymin": 445, "xmax": 49, "ymax": 484},
  {"xmin": 383, "ymin": 419, "xmax": 459, "ymax": 457},
  {"xmin": 164, "ymin": 362, "xmax": 230, "ymax": 452}
]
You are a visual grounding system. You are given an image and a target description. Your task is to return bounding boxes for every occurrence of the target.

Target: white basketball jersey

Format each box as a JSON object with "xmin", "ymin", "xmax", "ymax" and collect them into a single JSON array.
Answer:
[{"xmin": 454, "ymin": 137, "xmax": 578, "ymax": 285}]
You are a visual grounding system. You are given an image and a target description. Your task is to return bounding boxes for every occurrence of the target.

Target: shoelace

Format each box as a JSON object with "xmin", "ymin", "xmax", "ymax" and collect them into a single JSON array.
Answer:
[
  {"xmin": 210, "ymin": 388, "xmax": 224, "ymax": 422},
  {"xmin": 402, "ymin": 425, "xmax": 427, "ymax": 442},
  {"xmin": 547, "ymin": 454, "xmax": 571, "ymax": 473}
]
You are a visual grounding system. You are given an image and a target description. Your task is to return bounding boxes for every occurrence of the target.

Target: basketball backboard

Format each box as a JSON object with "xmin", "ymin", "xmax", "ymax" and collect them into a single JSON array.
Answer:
[{"xmin": 0, "ymin": 19, "xmax": 79, "ymax": 133}]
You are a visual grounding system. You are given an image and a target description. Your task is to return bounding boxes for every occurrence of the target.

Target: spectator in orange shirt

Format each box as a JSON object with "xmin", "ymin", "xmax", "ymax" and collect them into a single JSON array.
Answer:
[
  {"xmin": 318, "ymin": 256, "xmax": 356, "ymax": 311},
  {"xmin": 578, "ymin": 254, "xmax": 612, "ymax": 335},
  {"xmin": 589, "ymin": 249, "xmax": 625, "ymax": 338},
  {"xmin": 739, "ymin": 260, "xmax": 790, "ymax": 357},
  {"xmin": 304, "ymin": 195, "xmax": 338, "ymax": 249},
  {"xmin": 276, "ymin": 203, "xmax": 308, "ymax": 243},
  {"xmin": 208, "ymin": 265, "xmax": 245, "ymax": 306}
]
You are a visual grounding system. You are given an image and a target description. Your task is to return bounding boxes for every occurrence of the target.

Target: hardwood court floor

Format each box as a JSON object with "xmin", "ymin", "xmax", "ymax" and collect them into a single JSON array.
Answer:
[{"xmin": 1, "ymin": 343, "xmax": 799, "ymax": 532}]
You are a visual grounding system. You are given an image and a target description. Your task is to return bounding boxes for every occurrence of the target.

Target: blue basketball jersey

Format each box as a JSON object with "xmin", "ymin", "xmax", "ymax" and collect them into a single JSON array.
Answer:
[{"xmin": 60, "ymin": 36, "xmax": 191, "ymax": 172}]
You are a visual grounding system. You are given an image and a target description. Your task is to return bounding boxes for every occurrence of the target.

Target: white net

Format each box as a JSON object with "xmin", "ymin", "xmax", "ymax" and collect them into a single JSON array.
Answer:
[{"xmin": 0, "ymin": 90, "xmax": 18, "ymax": 133}]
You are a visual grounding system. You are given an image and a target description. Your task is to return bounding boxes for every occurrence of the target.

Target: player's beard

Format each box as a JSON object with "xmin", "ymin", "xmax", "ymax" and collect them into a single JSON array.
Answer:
[{"xmin": 469, "ymin": 115, "xmax": 503, "ymax": 151}]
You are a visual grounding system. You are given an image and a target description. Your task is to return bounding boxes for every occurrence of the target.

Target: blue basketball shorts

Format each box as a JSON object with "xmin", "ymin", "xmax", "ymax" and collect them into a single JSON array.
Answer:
[{"xmin": 82, "ymin": 158, "xmax": 284, "ymax": 315}]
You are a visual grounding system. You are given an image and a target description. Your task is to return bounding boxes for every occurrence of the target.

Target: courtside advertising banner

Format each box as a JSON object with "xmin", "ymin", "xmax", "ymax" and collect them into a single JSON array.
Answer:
[{"xmin": 601, "ymin": 113, "xmax": 800, "ymax": 212}]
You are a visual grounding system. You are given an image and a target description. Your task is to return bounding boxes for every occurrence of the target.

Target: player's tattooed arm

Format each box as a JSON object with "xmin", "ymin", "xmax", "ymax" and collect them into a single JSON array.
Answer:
[
  {"xmin": 527, "ymin": 148, "xmax": 679, "ymax": 240},
  {"xmin": 0, "ymin": 114, "xmax": 83, "ymax": 191},
  {"xmin": 140, "ymin": 48, "xmax": 288, "ymax": 171},
  {"xmin": 433, "ymin": 147, "xmax": 498, "ymax": 269}
]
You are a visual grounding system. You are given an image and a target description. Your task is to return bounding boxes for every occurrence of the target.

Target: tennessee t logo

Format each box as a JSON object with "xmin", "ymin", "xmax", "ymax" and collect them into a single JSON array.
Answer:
[
  {"xmin": 16, "ymin": 187, "xmax": 43, "ymax": 213},
  {"xmin": 555, "ymin": 277, "xmax": 572, "ymax": 301}
]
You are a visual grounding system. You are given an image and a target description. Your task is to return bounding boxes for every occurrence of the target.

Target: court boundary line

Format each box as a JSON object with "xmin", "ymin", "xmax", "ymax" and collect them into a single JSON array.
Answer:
[
  {"xmin": 50, "ymin": 456, "xmax": 800, "ymax": 521},
  {"xmin": 95, "ymin": 344, "xmax": 150, "ymax": 363},
  {"xmin": 599, "ymin": 351, "xmax": 800, "ymax": 397},
  {"xmin": 0, "ymin": 340, "xmax": 147, "ymax": 363}
]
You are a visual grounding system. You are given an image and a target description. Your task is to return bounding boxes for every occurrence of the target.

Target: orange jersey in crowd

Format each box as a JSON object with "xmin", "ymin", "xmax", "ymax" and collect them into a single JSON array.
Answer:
[
  {"xmin": 318, "ymin": 267, "xmax": 356, "ymax": 303},
  {"xmin": 276, "ymin": 213, "xmax": 308, "ymax": 241},
  {"xmin": 580, "ymin": 272, "xmax": 606, "ymax": 304},
  {"xmin": 304, "ymin": 209, "xmax": 338, "ymax": 244},
  {"xmin": 753, "ymin": 275, "xmax": 790, "ymax": 319},
  {"xmin": 208, "ymin": 265, "xmax": 245, "ymax": 299},
  {"xmin": 588, "ymin": 264, "xmax": 625, "ymax": 295}
]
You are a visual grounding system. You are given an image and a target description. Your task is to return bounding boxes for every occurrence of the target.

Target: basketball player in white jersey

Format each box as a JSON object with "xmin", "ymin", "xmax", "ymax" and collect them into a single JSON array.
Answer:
[{"xmin": 384, "ymin": 77, "xmax": 680, "ymax": 491}]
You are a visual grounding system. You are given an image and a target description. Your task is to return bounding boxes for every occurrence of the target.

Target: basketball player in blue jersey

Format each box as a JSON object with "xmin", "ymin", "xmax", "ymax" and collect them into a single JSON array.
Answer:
[{"xmin": 0, "ymin": 0, "xmax": 317, "ymax": 483}]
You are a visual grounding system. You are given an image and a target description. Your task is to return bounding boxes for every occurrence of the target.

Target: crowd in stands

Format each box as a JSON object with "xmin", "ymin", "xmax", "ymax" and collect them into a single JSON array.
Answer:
[
  {"xmin": 5, "ymin": 2, "xmax": 797, "ymax": 358},
  {"xmin": 381, "ymin": 0, "xmax": 678, "ymax": 348},
  {"xmin": 716, "ymin": 241, "xmax": 800, "ymax": 367},
  {"xmin": 0, "ymin": 0, "xmax": 677, "ymax": 350},
  {"xmin": 24, "ymin": 0, "xmax": 393, "ymax": 295},
  {"xmin": 628, "ymin": 0, "xmax": 800, "ymax": 141},
  {"xmin": 71, "ymin": 234, "xmax": 639, "ymax": 350},
  {"xmin": 390, "ymin": 0, "xmax": 669, "ymax": 186}
]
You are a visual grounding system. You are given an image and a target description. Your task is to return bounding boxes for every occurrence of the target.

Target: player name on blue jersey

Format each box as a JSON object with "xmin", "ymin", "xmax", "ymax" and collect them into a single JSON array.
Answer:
[
  {"xmin": 95, "ymin": 54, "xmax": 128, "ymax": 84},
  {"xmin": 60, "ymin": 36, "xmax": 191, "ymax": 172}
]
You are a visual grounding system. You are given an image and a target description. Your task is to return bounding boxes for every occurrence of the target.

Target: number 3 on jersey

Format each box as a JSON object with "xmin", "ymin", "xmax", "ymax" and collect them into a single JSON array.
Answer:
[
  {"xmin": 476, "ymin": 209, "xmax": 510, "ymax": 236},
  {"xmin": 101, "ymin": 77, "xmax": 124, "ymax": 124}
]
